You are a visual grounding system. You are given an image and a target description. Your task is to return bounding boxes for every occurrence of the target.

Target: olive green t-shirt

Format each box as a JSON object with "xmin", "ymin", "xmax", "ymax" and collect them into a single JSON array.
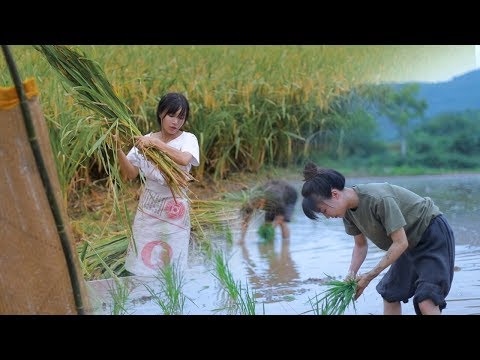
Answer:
[{"xmin": 343, "ymin": 183, "xmax": 442, "ymax": 251}]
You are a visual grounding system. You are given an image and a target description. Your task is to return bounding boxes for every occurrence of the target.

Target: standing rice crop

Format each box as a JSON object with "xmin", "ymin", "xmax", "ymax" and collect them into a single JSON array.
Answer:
[{"xmin": 4, "ymin": 45, "xmax": 409, "ymax": 189}]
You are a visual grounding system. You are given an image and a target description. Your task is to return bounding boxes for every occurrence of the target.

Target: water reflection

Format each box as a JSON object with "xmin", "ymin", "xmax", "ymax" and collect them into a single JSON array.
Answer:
[{"xmin": 240, "ymin": 237, "xmax": 300, "ymax": 302}]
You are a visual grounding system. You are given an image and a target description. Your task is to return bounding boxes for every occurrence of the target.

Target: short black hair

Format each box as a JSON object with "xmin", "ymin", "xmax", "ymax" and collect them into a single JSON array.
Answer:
[
  {"xmin": 156, "ymin": 92, "xmax": 190, "ymax": 127},
  {"xmin": 301, "ymin": 161, "xmax": 345, "ymax": 220}
]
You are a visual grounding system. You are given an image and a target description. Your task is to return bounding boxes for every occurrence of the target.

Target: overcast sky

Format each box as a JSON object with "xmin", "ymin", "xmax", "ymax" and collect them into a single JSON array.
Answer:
[{"xmin": 382, "ymin": 45, "xmax": 479, "ymax": 83}]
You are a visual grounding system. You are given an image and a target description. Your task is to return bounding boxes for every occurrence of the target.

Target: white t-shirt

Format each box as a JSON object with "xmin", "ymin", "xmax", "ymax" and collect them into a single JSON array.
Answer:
[{"xmin": 126, "ymin": 131, "xmax": 200, "ymax": 196}]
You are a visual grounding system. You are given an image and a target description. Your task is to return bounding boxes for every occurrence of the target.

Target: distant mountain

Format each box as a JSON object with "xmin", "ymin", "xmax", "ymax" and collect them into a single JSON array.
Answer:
[
  {"xmin": 376, "ymin": 69, "xmax": 480, "ymax": 140},
  {"xmin": 418, "ymin": 69, "xmax": 480, "ymax": 118}
]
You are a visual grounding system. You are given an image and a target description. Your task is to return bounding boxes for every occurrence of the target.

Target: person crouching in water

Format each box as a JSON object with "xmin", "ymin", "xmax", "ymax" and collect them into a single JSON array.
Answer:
[
  {"xmin": 301, "ymin": 161, "xmax": 455, "ymax": 315},
  {"xmin": 240, "ymin": 180, "xmax": 298, "ymax": 243}
]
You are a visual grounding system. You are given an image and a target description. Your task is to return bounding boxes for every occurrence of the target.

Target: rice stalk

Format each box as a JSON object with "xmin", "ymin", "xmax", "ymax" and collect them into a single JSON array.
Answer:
[
  {"xmin": 237, "ymin": 281, "xmax": 257, "ymax": 315},
  {"xmin": 143, "ymin": 262, "xmax": 190, "ymax": 315},
  {"xmin": 77, "ymin": 232, "xmax": 129, "ymax": 280},
  {"xmin": 307, "ymin": 277, "xmax": 358, "ymax": 315},
  {"xmin": 107, "ymin": 279, "xmax": 133, "ymax": 315},
  {"xmin": 190, "ymin": 198, "xmax": 240, "ymax": 244},
  {"xmin": 307, "ymin": 293, "xmax": 323, "ymax": 315},
  {"xmin": 34, "ymin": 45, "xmax": 195, "ymax": 200},
  {"xmin": 189, "ymin": 195, "xmax": 245, "ymax": 257},
  {"xmin": 80, "ymin": 236, "xmax": 132, "ymax": 314},
  {"xmin": 212, "ymin": 251, "xmax": 257, "ymax": 315}
]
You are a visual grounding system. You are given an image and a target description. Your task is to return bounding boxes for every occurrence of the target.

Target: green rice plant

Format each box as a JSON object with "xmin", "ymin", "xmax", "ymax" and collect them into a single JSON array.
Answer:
[
  {"xmin": 107, "ymin": 279, "xmax": 133, "ymax": 315},
  {"xmin": 34, "ymin": 45, "xmax": 195, "ymax": 200},
  {"xmin": 307, "ymin": 292, "xmax": 323, "ymax": 315},
  {"xmin": 308, "ymin": 277, "xmax": 358, "ymax": 315},
  {"xmin": 257, "ymin": 223, "xmax": 275, "ymax": 242},
  {"xmin": 143, "ymin": 262, "xmax": 189, "ymax": 315},
  {"xmin": 212, "ymin": 251, "xmax": 257, "ymax": 315},
  {"xmin": 237, "ymin": 281, "xmax": 257, "ymax": 315},
  {"xmin": 213, "ymin": 251, "xmax": 239, "ymax": 302},
  {"xmin": 225, "ymin": 226, "xmax": 233, "ymax": 246},
  {"xmin": 44, "ymin": 104, "xmax": 94, "ymax": 204},
  {"xmin": 190, "ymin": 235, "xmax": 214, "ymax": 260}
]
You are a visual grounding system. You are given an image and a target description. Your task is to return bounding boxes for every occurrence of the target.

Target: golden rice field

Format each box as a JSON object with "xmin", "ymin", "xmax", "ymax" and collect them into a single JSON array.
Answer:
[{"xmin": 0, "ymin": 45, "xmax": 404, "ymax": 192}]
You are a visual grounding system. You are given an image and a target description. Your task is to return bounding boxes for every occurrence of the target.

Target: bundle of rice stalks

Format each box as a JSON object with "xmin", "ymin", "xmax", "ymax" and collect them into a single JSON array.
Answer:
[
  {"xmin": 78, "ymin": 231, "xmax": 129, "ymax": 280},
  {"xmin": 257, "ymin": 223, "xmax": 275, "ymax": 242},
  {"xmin": 310, "ymin": 277, "xmax": 358, "ymax": 315},
  {"xmin": 35, "ymin": 45, "xmax": 195, "ymax": 199},
  {"xmin": 190, "ymin": 199, "xmax": 241, "ymax": 245}
]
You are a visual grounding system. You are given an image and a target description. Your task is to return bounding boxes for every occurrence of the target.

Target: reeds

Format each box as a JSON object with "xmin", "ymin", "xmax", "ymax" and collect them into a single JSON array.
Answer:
[
  {"xmin": 308, "ymin": 277, "xmax": 358, "ymax": 315},
  {"xmin": 34, "ymin": 45, "xmax": 195, "ymax": 199}
]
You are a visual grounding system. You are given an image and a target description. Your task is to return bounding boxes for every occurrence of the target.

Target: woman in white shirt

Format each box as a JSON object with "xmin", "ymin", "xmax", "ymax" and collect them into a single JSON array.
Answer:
[{"xmin": 116, "ymin": 93, "xmax": 200, "ymax": 276}]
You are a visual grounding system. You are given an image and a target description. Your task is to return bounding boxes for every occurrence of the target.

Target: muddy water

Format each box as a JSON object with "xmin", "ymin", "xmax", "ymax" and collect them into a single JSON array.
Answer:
[{"xmin": 87, "ymin": 174, "xmax": 480, "ymax": 315}]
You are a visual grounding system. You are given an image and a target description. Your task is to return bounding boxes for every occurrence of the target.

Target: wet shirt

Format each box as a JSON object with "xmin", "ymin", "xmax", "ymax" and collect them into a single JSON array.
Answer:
[{"xmin": 343, "ymin": 183, "xmax": 442, "ymax": 251}]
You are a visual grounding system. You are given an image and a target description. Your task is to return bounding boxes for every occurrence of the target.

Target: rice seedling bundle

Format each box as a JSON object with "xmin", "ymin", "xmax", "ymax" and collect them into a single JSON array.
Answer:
[
  {"xmin": 312, "ymin": 277, "xmax": 358, "ymax": 315},
  {"xmin": 257, "ymin": 223, "xmax": 275, "ymax": 242}
]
